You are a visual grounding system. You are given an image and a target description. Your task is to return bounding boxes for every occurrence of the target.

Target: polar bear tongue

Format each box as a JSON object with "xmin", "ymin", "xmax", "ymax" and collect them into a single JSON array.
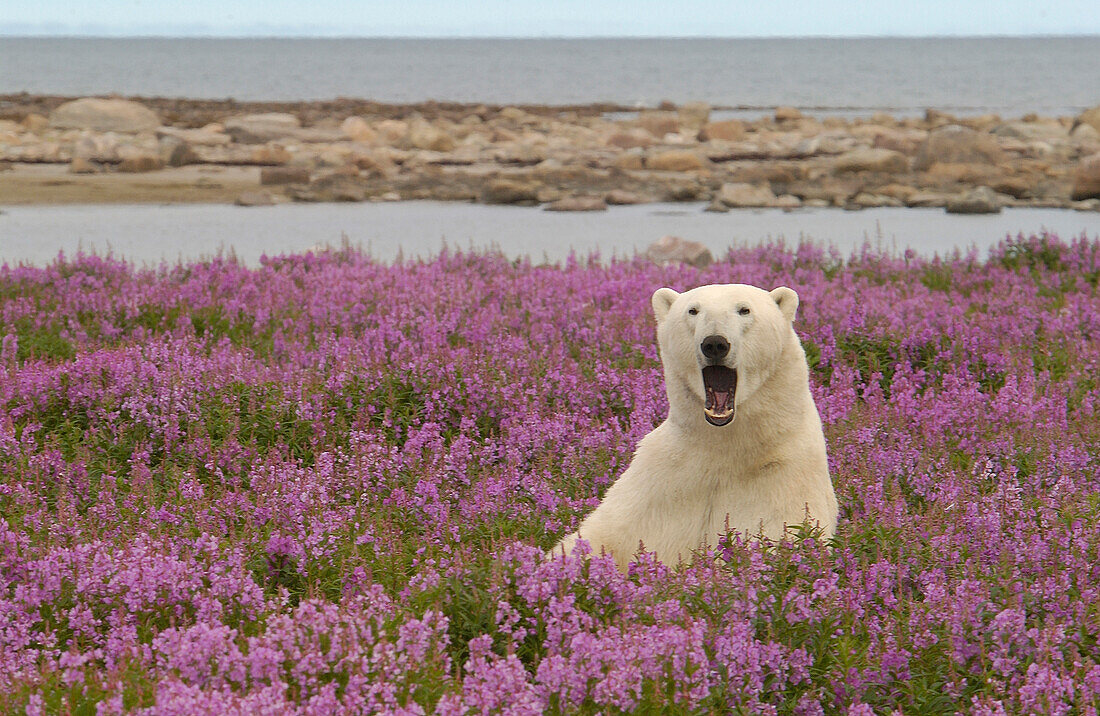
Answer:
[{"xmin": 702, "ymin": 365, "xmax": 737, "ymax": 426}]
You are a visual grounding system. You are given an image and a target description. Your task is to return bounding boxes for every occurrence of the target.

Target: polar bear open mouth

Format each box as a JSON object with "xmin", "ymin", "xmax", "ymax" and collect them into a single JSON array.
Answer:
[{"xmin": 702, "ymin": 365, "xmax": 737, "ymax": 426}]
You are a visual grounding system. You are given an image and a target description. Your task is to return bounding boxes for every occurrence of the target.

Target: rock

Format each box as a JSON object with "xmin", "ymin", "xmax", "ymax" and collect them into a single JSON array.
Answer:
[
  {"xmin": 530, "ymin": 160, "xmax": 606, "ymax": 184},
  {"xmin": 904, "ymin": 191, "xmax": 951, "ymax": 208},
  {"xmin": 493, "ymin": 143, "xmax": 546, "ymax": 165},
  {"xmin": 663, "ymin": 183, "xmax": 704, "ymax": 202},
  {"xmin": 923, "ymin": 162, "xmax": 997, "ymax": 183},
  {"xmin": 235, "ymin": 190, "xmax": 276, "ymax": 207},
  {"xmin": 499, "ymin": 106, "xmax": 528, "ymax": 121},
  {"xmin": 480, "ymin": 178, "xmax": 539, "ymax": 205},
  {"xmin": 407, "ymin": 119, "xmax": 455, "ymax": 152},
  {"xmin": 605, "ymin": 129, "xmax": 655, "ymax": 149},
  {"xmin": 309, "ymin": 171, "xmax": 365, "ymax": 202},
  {"xmin": 287, "ymin": 187, "xmax": 319, "ymax": 202},
  {"xmin": 613, "ymin": 150, "xmax": 646, "ymax": 170},
  {"xmin": 294, "ymin": 128, "xmax": 349, "ymax": 144},
  {"xmin": 875, "ymin": 183, "xmax": 919, "ymax": 201},
  {"xmin": 341, "ymin": 116, "xmax": 377, "ymax": 143},
  {"xmin": 924, "ymin": 109, "xmax": 958, "ymax": 126},
  {"xmin": 374, "ymin": 119, "xmax": 409, "ymax": 144},
  {"xmin": 73, "ymin": 133, "xmax": 120, "ymax": 162},
  {"xmin": 0, "ymin": 120, "xmax": 21, "ymax": 140},
  {"xmin": 250, "ymin": 145, "xmax": 292, "ymax": 165},
  {"xmin": 637, "ymin": 111, "xmax": 681, "ymax": 138},
  {"xmin": 991, "ymin": 121, "xmax": 1068, "ymax": 141},
  {"xmin": 544, "ymin": 196, "xmax": 608, "ymax": 211},
  {"xmin": 913, "ymin": 125, "xmax": 1006, "ymax": 170},
  {"xmin": 1071, "ymin": 123, "xmax": 1100, "ymax": 142},
  {"xmin": 350, "ymin": 149, "xmax": 397, "ymax": 174},
  {"xmin": 646, "ymin": 150, "xmax": 708, "ymax": 172},
  {"xmin": 698, "ymin": 119, "xmax": 746, "ymax": 142},
  {"xmin": 717, "ymin": 182, "xmax": 777, "ymax": 207},
  {"xmin": 49, "ymin": 98, "xmax": 160, "ymax": 133},
  {"xmin": 832, "ymin": 147, "xmax": 910, "ymax": 174},
  {"xmin": 849, "ymin": 192, "xmax": 903, "ymax": 208},
  {"xmin": 605, "ymin": 189, "xmax": 648, "ymax": 205},
  {"xmin": 964, "ymin": 114, "xmax": 1003, "ymax": 132},
  {"xmin": 677, "ymin": 102, "xmax": 711, "ymax": 130},
  {"xmin": 331, "ymin": 184, "xmax": 366, "ymax": 202},
  {"xmin": 536, "ymin": 187, "xmax": 564, "ymax": 203},
  {"xmin": 1071, "ymin": 153, "xmax": 1100, "ymax": 201},
  {"xmin": 6, "ymin": 141, "xmax": 63, "ymax": 163},
  {"xmin": 117, "ymin": 154, "xmax": 164, "ymax": 173},
  {"xmin": 645, "ymin": 235, "xmax": 713, "ymax": 268},
  {"xmin": 1075, "ymin": 106, "xmax": 1100, "ymax": 134},
  {"xmin": 1023, "ymin": 139, "xmax": 1073, "ymax": 162},
  {"xmin": 260, "ymin": 166, "xmax": 311, "ymax": 185},
  {"xmin": 945, "ymin": 186, "xmax": 1004, "ymax": 214},
  {"xmin": 69, "ymin": 156, "xmax": 100, "ymax": 174},
  {"xmin": 771, "ymin": 194, "xmax": 802, "ymax": 209},
  {"xmin": 774, "ymin": 106, "xmax": 803, "ymax": 122},
  {"xmin": 1072, "ymin": 198, "xmax": 1100, "ymax": 211},
  {"xmin": 313, "ymin": 148, "xmax": 355, "ymax": 168},
  {"xmin": 164, "ymin": 141, "xmax": 200, "ymax": 167},
  {"xmin": 21, "ymin": 114, "xmax": 49, "ymax": 133},
  {"xmin": 704, "ymin": 199, "xmax": 730, "ymax": 213},
  {"xmin": 224, "ymin": 113, "xmax": 301, "ymax": 144},
  {"xmin": 786, "ymin": 179, "xmax": 854, "ymax": 206},
  {"xmin": 872, "ymin": 128, "xmax": 926, "ymax": 155},
  {"xmin": 156, "ymin": 126, "xmax": 230, "ymax": 146},
  {"xmin": 989, "ymin": 176, "xmax": 1030, "ymax": 199}
]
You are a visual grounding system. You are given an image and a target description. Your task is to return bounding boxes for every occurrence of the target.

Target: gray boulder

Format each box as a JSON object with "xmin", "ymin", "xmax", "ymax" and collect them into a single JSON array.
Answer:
[
  {"xmin": 224, "ymin": 113, "xmax": 301, "ymax": 144},
  {"xmin": 914, "ymin": 125, "xmax": 1006, "ymax": 170},
  {"xmin": 49, "ymin": 98, "xmax": 160, "ymax": 133},
  {"xmin": 832, "ymin": 148, "xmax": 910, "ymax": 174},
  {"xmin": 544, "ymin": 196, "xmax": 607, "ymax": 211},
  {"xmin": 717, "ymin": 182, "xmax": 777, "ymax": 207},
  {"xmin": 1071, "ymin": 153, "xmax": 1100, "ymax": 201},
  {"xmin": 945, "ymin": 186, "xmax": 1005, "ymax": 214},
  {"xmin": 480, "ymin": 179, "xmax": 540, "ymax": 205},
  {"xmin": 645, "ymin": 235, "xmax": 713, "ymax": 268}
]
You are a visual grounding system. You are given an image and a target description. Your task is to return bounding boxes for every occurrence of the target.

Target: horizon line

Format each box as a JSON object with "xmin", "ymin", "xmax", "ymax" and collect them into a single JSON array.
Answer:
[{"xmin": 3, "ymin": 32, "xmax": 1099, "ymax": 40}]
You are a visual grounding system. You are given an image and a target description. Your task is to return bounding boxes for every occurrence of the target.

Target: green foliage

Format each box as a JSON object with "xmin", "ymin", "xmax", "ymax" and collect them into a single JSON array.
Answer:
[{"xmin": 11, "ymin": 317, "xmax": 76, "ymax": 362}]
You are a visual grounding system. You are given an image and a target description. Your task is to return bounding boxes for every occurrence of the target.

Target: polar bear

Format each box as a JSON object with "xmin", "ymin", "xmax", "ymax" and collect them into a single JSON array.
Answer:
[{"xmin": 553, "ymin": 283, "xmax": 838, "ymax": 570}]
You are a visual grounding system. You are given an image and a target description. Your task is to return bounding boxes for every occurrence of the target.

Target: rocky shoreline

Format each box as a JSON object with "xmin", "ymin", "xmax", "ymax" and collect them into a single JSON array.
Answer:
[{"xmin": 2, "ymin": 93, "xmax": 1099, "ymax": 212}]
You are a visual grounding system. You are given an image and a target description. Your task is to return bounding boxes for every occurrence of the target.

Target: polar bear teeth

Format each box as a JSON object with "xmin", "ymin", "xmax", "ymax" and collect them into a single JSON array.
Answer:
[{"xmin": 702, "ymin": 365, "xmax": 737, "ymax": 426}]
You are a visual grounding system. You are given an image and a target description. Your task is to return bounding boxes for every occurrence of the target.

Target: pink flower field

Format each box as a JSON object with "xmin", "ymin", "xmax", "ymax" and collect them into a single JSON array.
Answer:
[{"xmin": 2, "ymin": 234, "xmax": 1100, "ymax": 714}]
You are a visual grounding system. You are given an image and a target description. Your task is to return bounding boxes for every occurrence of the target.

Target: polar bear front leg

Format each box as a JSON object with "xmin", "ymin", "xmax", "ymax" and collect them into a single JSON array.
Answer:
[
  {"xmin": 548, "ymin": 524, "xmax": 634, "ymax": 572},
  {"xmin": 549, "ymin": 531, "xmax": 579, "ymax": 559}
]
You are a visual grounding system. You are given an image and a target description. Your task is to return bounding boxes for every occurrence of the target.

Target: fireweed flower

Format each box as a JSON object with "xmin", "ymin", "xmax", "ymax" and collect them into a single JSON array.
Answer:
[{"xmin": 1, "ymin": 233, "xmax": 1099, "ymax": 712}]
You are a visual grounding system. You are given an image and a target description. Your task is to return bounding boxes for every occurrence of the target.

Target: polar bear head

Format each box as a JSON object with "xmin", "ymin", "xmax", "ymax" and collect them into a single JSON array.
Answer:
[{"xmin": 651, "ymin": 283, "xmax": 800, "ymax": 427}]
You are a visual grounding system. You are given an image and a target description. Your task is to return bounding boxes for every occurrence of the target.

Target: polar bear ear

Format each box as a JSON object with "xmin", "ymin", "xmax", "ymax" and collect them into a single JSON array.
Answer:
[
  {"xmin": 651, "ymin": 287, "xmax": 679, "ymax": 322},
  {"xmin": 770, "ymin": 286, "xmax": 799, "ymax": 322}
]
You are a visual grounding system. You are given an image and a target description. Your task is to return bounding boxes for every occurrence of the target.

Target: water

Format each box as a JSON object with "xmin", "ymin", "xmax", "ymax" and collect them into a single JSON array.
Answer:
[
  {"xmin": 2, "ymin": 202, "xmax": 1098, "ymax": 268},
  {"xmin": 2, "ymin": 37, "xmax": 1099, "ymax": 116}
]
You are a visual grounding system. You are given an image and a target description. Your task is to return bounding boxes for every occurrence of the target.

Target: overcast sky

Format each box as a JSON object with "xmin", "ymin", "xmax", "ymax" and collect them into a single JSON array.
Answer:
[{"xmin": 2, "ymin": 0, "xmax": 1098, "ymax": 37}]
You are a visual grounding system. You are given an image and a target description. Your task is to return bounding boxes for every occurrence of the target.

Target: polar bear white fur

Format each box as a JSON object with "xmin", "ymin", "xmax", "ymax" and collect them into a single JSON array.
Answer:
[{"xmin": 553, "ymin": 283, "xmax": 838, "ymax": 571}]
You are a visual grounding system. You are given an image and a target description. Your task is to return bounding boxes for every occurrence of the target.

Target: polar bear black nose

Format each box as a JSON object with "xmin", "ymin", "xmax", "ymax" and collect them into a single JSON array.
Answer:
[{"xmin": 700, "ymin": 334, "xmax": 730, "ymax": 361}]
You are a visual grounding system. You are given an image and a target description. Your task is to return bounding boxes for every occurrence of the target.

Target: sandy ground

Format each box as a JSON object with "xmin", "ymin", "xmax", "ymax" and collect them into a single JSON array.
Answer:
[{"xmin": 0, "ymin": 164, "xmax": 261, "ymax": 205}]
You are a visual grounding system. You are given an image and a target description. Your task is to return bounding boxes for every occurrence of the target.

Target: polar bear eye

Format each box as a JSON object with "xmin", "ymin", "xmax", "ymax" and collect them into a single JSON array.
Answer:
[
  {"xmin": 687, "ymin": 307, "xmax": 699, "ymax": 315},
  {"xmin": 738, "ymin": 306, "xmax": 751, "ymax": 316}
]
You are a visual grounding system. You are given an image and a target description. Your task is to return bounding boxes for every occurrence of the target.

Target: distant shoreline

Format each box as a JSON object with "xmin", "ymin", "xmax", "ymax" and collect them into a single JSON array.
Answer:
[{"xmin": 1, "ymin": 93, "xmax": 1098, "ymax": 212}]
